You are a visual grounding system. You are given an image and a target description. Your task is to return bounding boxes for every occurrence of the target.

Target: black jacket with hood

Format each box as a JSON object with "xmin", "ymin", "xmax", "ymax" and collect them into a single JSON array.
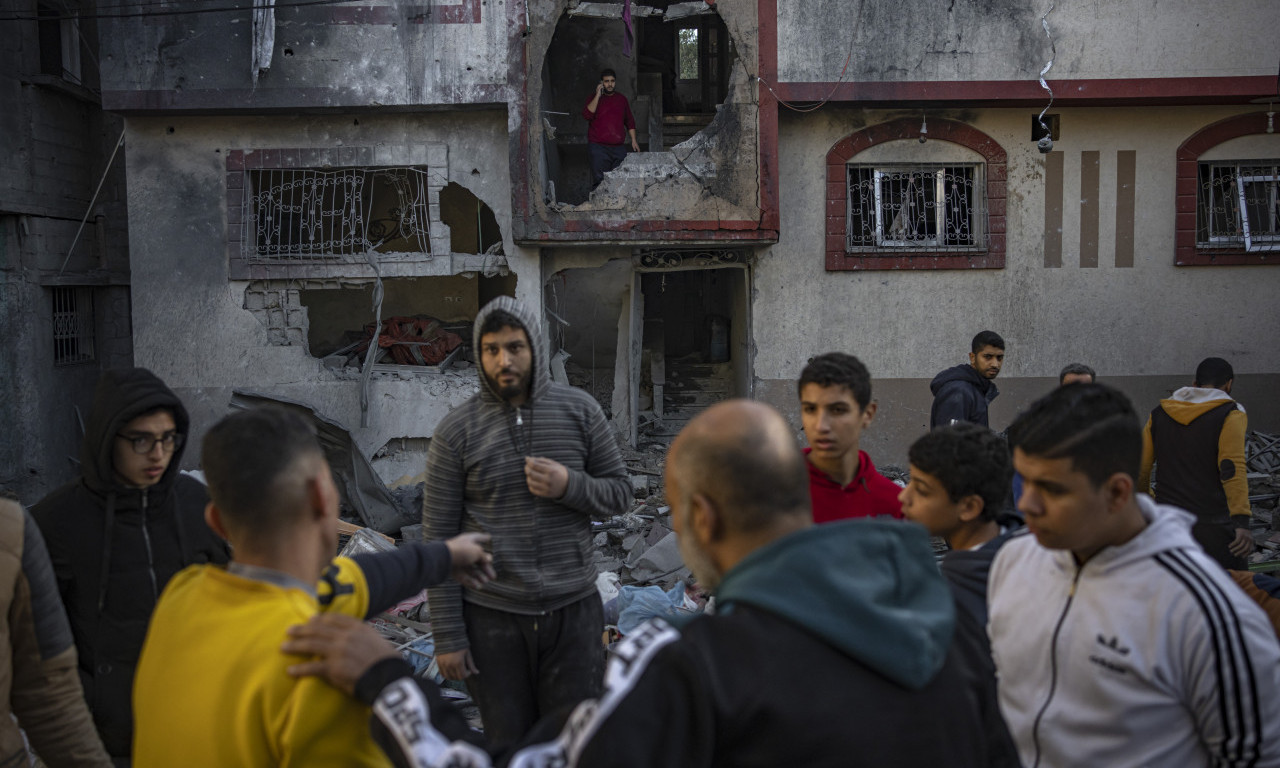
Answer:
[
  {"xmin": 30, "ymin": 368, "xmax": 230, "ymax": 758},
  {"xmin": 929, "ymin": 364, "xmax": 998, "ymax": 429}
]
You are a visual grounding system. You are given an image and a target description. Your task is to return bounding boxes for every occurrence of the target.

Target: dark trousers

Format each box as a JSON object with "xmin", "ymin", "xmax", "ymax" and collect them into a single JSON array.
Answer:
[
  {"xmin": 588, "ymin": 142, "xmax": 628, "ymax": 188},
  {"xmin": 1193, "ymin": 521, "xmax": 1246, "ymax": 570},
  {"xmin": 462, "ymin": 594, "xmax": 605, "ymax": 753}
]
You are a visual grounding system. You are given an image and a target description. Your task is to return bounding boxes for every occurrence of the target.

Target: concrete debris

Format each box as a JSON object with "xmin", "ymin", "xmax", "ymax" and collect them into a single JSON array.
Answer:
[
  {"xmin": 1247, "ymin": 431, "xmax": 1280, "ymax": 475},
  {"xmin": 230, "ymin": 390, "xmax": 412, "ymax": 534},
  {"xmin": 630, "ymin": 475, "xmax": 651, "ymax": 497},
  {"xmin": 566, "ymin": 2, "xmax": 661, "ymax": 19},
  {"xmin": 1246, "ymin": 442, "xmax": 1280, "ymax": 565},
  {"xmin": 629, "ymin": 531, "xmax": 688, "ymax": 584},
  {"xmin": 663, "ymin": 1, "xmax": 718, "ymax": 20}
]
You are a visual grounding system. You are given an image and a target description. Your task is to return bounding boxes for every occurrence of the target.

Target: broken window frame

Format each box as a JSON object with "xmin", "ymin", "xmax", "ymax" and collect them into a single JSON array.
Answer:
[
  {"xmin": 51, "ymin": 286, "xmax": 95, "ymax": 366},
  {"xmin": 846, "ymin": 163, "xmax": 986, "ymax": 253},
  {"xmin": 241, "ymin": 166, "xmax": 433, "ymax": 262},
  {"xmin": 1197, "ymin": 161, "xmax": 1280, "ymax": 253}
]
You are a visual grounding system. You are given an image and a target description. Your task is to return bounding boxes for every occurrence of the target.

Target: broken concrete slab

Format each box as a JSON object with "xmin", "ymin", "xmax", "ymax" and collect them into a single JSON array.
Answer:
[
  {"xmin": 628, "ymin": 530, "xmax": 685, "ymax": 581},
  {"xmin": 566, "ymin": 2, "xmax": 662, "ymax": 19},
  {"xmin": 664, "ymin": 1, "xmax": 717, "ymax": 20},
  {"xmin": 229, "ymin": 390, "xmax": 412, "ymax": 534}
]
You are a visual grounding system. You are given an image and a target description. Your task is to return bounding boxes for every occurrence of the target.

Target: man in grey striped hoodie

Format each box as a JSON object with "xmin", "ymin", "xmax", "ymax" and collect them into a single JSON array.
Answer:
[{"xmin": 424, "ymin": 296, "xmax": 630, "ymax": 752}]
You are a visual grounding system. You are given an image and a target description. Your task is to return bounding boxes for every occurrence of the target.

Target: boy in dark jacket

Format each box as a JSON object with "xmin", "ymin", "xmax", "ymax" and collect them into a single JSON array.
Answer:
[
  {"xmin": 899, "ymin": 422, "xmax": 1021, "ymax": 767},
  {"xmin": 30, "ymin": 368, "xmax": 230, "ymax": 763},
  {"xmin": 929, "ymin": 330, "xmax": 1004, "ymax": 429}
]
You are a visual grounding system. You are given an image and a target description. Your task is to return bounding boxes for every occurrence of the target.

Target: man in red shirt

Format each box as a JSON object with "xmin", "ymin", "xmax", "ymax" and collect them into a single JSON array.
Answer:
[
  {"xmin": 581, "ymin": 68, "xmax": 639, "ymax": 189},
  {"xmin": 799, "ymin": 353, "xmax": 903, "ymax": 522}
]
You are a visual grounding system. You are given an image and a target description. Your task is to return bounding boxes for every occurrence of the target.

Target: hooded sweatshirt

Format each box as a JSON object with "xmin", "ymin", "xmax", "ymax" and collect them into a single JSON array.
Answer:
[
  {"xmin": 930, "ymin": 363, "xmax": 998, "ymax": 429},
  {"xmin": 988, "ymin": 496, "xmax": 1280, "ymax": 768},
  {"xmin": 30, "ymin": 368, "xmax": 230, "ymax": 758},
  {"xmin": 494, "ymin": 519, "xmax": 986, "ymax": 767},
  {"xmin": 1138, "ymin": 386, "xmax": 1249, "ymax": 527},
  {"xmin": 424, "ymin": 297, "xmax": 630, "ymax": 654}
]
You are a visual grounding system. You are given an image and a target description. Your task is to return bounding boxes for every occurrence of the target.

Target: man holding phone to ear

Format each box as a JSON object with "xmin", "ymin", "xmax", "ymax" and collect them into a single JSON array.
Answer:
[{"xmin": 582, "ymin": 67, "xmax": 639, "ymax": 189}]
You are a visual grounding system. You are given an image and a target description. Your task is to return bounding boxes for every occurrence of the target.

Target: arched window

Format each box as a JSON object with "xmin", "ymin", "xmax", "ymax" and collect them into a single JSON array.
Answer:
[
  {"xmin": 1175, "ymin": 112, "xmax": 1279, "ymax": 266},
  {"xmin": 825, "ymin": 118, "xmax": 1006, "ymax": 271}
]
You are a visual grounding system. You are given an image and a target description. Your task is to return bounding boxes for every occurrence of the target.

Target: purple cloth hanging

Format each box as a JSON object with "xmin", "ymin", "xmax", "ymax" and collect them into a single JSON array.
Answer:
[{"xmin": 623, "ymin": 0, "xmax": 634, "ymax": 58}]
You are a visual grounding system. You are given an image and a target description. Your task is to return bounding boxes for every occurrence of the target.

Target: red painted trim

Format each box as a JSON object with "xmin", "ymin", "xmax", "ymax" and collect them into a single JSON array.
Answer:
[
  {"xmin": 326, "ymin": 1, "xmax": 480, "ymax": 24},
  {"xmin": 824, "ymin": 117, "xmax": 1007, "ymax": 271},
  {"xmin": 535, "ymin": 224, "xmax": 778, "ymax": 242},
  {"xmin": 771, "ymin": 76, "xmax": 1279, "ymax": 107},
  {"xmin": 1174, "ymin": 112, "xmax": 1279, "ymax": 267}
]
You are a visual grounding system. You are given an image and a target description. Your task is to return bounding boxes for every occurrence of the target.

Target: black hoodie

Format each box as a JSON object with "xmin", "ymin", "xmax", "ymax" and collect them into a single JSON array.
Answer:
[
  {"xmin": 929, "ymin": 363, "xmax": 998, "ymax": 429},
  {"xmin": 30, "ymin": 368, "xmax": 229, "ymax": 758}
]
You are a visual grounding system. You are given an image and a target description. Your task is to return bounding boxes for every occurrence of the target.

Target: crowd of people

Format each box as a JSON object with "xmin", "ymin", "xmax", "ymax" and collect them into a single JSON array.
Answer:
[{"xmin": 4, "ymin": 301, "xmax": 1280, "ymax": 768}]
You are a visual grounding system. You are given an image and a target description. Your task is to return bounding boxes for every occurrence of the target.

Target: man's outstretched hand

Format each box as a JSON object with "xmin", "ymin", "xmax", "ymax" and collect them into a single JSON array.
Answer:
[
  {"xmin": 445, "ymin": 532, "xmax": 496, "ymax": 589},
  {"xmin": 283, "ymin": 614, "xmax": 396, "ymax": 696}
]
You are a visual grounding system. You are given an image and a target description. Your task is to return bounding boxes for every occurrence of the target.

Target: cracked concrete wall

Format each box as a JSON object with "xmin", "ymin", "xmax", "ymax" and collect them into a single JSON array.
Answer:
[
  {"xmin": 777, "ymin": 0, "xmax": 1280, "ymax": 83},
  {"xmin": 122, "ymin": 111, "xmax": 540, "ymax": 468},
  {"xmin": 755, "ymin": 105, "xmax": 1280, "ymax": 466},
  {"xmin": 522, "ymin": 0, "xmax": 761, "ymax": 229},
  {"xmin": 98, "ymin": 0, "xmax": 515, "ymax": 109}
]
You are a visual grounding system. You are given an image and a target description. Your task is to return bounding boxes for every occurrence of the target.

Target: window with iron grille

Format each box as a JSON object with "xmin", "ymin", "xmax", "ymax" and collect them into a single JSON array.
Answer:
[
  {"xmin": 241, "ymin": 167, "xmax": 432, "ymax": 261},
  {"xmin": 846, "ymin": 164, "xmax": 985, "ymax": 252},
  {"xmin": 51, "ymin": 286, "xmax": 95, "ymax": 365},
  {"xmin": 1197, "ymin": 161, "xmax": 1280, "ymax": 253}
]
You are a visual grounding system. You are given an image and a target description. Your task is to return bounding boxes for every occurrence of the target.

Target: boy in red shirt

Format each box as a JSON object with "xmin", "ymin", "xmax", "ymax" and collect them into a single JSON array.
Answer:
[{"xmin": 799, "ymin": 353, "xmax": 903, "ymax": 522}]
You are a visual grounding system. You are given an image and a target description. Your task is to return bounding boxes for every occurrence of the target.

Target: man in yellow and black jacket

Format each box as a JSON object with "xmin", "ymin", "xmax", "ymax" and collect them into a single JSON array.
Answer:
[
  {"xmin": 1139, "ymin": 356, "xmax": 1252, "ymax": 569},
  {"xmin": 132, "ymin": 407, "xmax": 494, "ymax": 768}
]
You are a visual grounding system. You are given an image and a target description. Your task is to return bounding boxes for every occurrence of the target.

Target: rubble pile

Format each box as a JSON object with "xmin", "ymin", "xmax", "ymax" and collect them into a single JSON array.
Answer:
[
  {"xmin": 589, "ymin": 441, "xmax": 689, "ymax": 591},
  {"xmin": 1247, "ymin": 431, "xmax": 1280, "ymax": 566}
]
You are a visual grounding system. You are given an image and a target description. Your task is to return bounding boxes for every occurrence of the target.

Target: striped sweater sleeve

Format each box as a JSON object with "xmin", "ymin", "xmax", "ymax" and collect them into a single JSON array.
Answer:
[
  {"xmin": 423, "ymin": 435, "xmax": 469, "ymax": 654},
  {"xmin": 558, "ymin": 398, "xmax": 630, "ymax": 519},
  {"xmin": 1219, "ymin": 409, "xmax": 1250, "ymax": 520}
]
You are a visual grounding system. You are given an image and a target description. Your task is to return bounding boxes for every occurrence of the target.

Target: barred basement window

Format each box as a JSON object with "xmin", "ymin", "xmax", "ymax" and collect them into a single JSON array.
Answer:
[
  {"xmin": 846, "ymin": 164, "xmax": 985, "ymax": 251},
  {"xmin": 1197, "ymin": 161, "xmax": 1280, "ymax": 253},
  {"xmin": 242, "ymin": 167, "xmax": 432, "ymax": 261},
  {"xmin": 52, "ymin": 287, "xmax": 94, "ymax": 365}
]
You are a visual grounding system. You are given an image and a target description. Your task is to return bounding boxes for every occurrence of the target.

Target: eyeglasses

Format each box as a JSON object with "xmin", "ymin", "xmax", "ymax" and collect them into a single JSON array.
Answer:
[{"xmin": 116, "ymin": 431, "xmax": 183, "ymax": 455}]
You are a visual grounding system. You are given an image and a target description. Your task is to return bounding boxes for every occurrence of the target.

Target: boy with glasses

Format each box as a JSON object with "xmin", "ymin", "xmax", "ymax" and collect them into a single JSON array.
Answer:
[{"xmin": 31, "ymin": 368, "xmax": 229, "ymax": 764}]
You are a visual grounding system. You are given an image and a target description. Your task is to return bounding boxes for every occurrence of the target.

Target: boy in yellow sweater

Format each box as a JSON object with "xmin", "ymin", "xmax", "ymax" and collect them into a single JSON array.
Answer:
[{"xmin": 133, "ymin": 407, "xmax": 493, "ymax": 767}]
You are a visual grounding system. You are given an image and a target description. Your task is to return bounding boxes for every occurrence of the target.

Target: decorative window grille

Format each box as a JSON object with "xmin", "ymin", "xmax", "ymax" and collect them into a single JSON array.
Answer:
[
  {"xmin": 846, "ymin": 164, "xmax": 985, "ymax": 251},
  {"xmin": 52, "ymin": 287, "xmax": 94, "ymax": 365},
  {"xmin": 241, "ymin": 167, "xmax": 432, "ymax": 261},
  {"xmin": 1197, "ymin": 161, "xmax": 1280, "ymax": 252}
]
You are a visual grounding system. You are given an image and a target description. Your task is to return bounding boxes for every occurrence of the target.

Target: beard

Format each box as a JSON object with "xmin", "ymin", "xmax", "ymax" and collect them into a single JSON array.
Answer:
[
  {"xmin": 485, "ymin": 369, "xmax": 529, "ymax": 402},
  {"xmin": 678, "ymin": 532, "xmax": 722, "ymax": 592}
]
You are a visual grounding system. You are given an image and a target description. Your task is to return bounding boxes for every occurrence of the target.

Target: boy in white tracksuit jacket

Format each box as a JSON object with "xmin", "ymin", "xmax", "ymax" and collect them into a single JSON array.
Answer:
[{"xmin": 989, "ymin": 384, "xmax": 1280, "ymax": 768}]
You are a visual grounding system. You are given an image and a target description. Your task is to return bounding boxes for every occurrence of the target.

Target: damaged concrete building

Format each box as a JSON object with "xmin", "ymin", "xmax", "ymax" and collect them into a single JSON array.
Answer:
[
  {"xmin": 17, "ymin": 0, "xmax": 1276, "ymax": 508},
  {"xmin": 1, "ymin": 0, "xmax": 134, "ymax": 501}
]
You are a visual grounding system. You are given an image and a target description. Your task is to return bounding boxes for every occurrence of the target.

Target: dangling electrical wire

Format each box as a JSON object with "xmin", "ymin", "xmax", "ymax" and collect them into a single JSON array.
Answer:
[
  {"xmin": 754, "ymin": 0, "xmax": 864, "ymax": 113},
  {"xmin": 1036, "ymin": 1, "xmax": 1057, "ymax": 137}
]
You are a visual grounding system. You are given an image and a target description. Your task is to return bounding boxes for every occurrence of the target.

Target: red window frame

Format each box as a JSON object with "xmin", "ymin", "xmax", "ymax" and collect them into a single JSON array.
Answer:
[{"xmin": 825, "ymin": 117, "xmax": 1006, "ymax": 271}]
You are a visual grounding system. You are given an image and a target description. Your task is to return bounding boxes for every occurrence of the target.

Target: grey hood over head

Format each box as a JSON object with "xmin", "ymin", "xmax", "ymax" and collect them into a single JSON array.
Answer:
[{"xmin": 472, "ymin": 296, "xmax": 551, "ymax": 405}]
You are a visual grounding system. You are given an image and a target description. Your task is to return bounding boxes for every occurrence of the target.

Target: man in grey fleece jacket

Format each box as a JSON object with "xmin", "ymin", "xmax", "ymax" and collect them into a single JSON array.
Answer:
[{"xmin": 424, "ymin": 296, "xmax": 630, "ymax": 751}]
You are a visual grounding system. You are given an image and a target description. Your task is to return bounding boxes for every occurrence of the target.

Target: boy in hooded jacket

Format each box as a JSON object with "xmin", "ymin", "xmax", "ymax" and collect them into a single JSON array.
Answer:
[{"xmin": 31, "ymin": 368, "xmax": 229, "ymax": 762}]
